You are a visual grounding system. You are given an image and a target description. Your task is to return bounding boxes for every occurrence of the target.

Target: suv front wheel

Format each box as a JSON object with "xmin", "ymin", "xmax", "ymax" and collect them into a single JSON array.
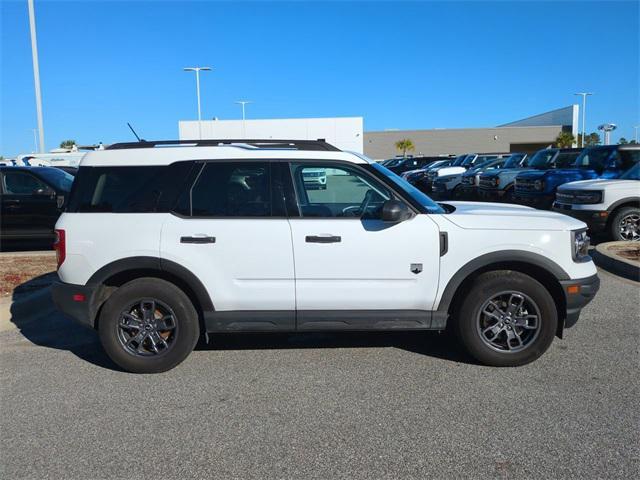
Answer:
[
  {"xmin": 453, "ymin": 271, "xmax": 558, "ymax": 367},
  {"xmin": 98, "ymin": 278, "xmax": 200, "ymax": 373}
]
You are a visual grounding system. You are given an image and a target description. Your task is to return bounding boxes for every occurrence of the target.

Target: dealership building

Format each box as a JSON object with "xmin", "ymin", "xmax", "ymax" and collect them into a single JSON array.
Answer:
[{"xmin": 179, "ymin": 105, "xmax": 578, "ymax": 160}]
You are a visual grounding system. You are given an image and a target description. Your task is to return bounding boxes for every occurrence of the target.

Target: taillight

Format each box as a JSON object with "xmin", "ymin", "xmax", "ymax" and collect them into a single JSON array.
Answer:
[{"xmin": 53, "ymin": 229, "xmax": 66, "ymax": 269}]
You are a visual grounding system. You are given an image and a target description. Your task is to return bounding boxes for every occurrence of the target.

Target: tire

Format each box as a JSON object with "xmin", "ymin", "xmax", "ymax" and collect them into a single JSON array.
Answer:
[
  {"xmin": 98, "ymin": 278, "xmax": 200, "ymax": 373},
  {"xmin": 452, "ymin": 271, "xmax": 557, "ymax": 367},
  {"xmin": 452, "ymin": 184, "xmax": 463, "ymax": 200},
  {"xmin": 610, "ymin": 206, "xmax": 640, "ymax": 241}
]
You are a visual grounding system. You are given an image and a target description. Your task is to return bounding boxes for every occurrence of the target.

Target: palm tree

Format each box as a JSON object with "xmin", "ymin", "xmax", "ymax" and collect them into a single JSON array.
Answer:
[
  {"xmin": 395, "ymin": 139, "xmax": 415, "ymax": 158},
  {"xmin": 555, "ymin": 132, "xmax": 575, "ymax": 148},
  {"xmin": 59, "ymin": 139, "xmax": 77, "ymax": 149}
]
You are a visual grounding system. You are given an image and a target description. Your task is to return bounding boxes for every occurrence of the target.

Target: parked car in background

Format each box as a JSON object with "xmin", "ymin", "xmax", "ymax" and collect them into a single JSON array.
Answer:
[
  {"xmin": 0, "ymin": 166, "xmax": 74, "ymax": 244},
  {"xmin": 401, "ymin": 158, "xmax": 455, "ymax": 186},
  {"xmin": 428, "ymin": 153, "xmax": 510, "ymax": 199},
  {"xmin": 553, "ymin": 159, "xmax": 640, "ymax": 241},
  {"xmin": 514, "ymin": 145, "xmax": 637, "ymax": 209},
  {"xmin": 458, "ymin": 153, "xmax": 528, "ymax": 200},
  {"xmin": 386, "ymin": 156, "xmax": 448, "ymax": 175},
  {"xmin": 479, "ymin": 148, "xmax": 580, "ymax": 203},
  {"xmin": 416, "ymin": 154, "xmax": 469, "ymax": 193},
  {"xmin": 302, "ymin": 167, "xmax": 327, "ymax": 189}
]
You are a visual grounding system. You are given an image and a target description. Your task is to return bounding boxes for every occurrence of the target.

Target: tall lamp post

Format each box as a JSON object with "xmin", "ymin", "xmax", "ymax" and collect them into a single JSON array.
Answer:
[
  {"xmin": 574, "ymin": 92, "xmax": 593, "ymax": 147},
  {"xmin": 634, "ymin": 125, "xmax": 639, "ymax": 144},
  {"xmin": 184, "ymin": 66, "xmax": 211, "ymax": 139},
  {"xmin": 27, "ymin": 0, "xmax": 45, "ymax": 153},
  {"xmin": 235, "ymin": 100, "xmax": 252, "ymax": 138}
]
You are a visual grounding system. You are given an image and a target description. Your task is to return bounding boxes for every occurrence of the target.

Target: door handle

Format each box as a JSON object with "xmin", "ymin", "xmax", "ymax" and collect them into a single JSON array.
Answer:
[
  {"xmin": 305, "ymin": 235, "xmax": 341, "ymax": 243},
  {"xmin": 180, "ymin": 235, "xmax": 216, "ymax": 244}
]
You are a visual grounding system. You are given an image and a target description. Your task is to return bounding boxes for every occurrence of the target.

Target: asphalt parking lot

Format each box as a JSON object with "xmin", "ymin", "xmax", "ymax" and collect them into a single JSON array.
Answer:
[{"xmin": 1, "ymin": 268, "xmax": 638, "ymax": 480}]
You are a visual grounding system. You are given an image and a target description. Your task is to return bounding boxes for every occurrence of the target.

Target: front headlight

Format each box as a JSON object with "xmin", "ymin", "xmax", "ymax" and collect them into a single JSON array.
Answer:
[
  {"xmin": 534, "ymin": 180, "xmax": 545, "ymax": 191},
  {"xmin": 571, "ymin": 229, "xmax": 590, "ymax": 262}
]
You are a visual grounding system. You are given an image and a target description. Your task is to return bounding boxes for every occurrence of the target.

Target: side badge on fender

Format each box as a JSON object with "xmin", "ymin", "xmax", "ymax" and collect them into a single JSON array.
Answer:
[{"xmin": 410, "ymin": 263, "xmax": 423, "ymax": 274}]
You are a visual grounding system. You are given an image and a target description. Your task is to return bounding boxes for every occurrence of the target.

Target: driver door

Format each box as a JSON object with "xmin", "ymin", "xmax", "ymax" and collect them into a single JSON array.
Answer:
[{"xmin": 287, "ymin": 162, "xmax": 441, "ymax": 329}]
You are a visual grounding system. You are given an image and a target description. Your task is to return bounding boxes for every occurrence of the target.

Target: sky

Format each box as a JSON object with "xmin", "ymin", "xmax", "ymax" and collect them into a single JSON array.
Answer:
[{"xmin": 1, "ymin": 0, "xmax": 638, "ymax": 156}]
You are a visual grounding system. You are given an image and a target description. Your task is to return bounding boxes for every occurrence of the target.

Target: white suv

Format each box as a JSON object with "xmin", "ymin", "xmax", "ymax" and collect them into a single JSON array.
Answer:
[
  {"xmin": 52, "ymin": 139, "xmax": 600, "ymax": 373},
  {"xmin": 553, "ymin": 162, "xmax": 640, "ymax": 241}
]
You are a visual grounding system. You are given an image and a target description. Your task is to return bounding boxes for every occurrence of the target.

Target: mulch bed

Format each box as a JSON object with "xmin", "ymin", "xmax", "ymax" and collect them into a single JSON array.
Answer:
[{"xmin": 0, "ymin": 255, "xmax": 58, "ymax": 298}]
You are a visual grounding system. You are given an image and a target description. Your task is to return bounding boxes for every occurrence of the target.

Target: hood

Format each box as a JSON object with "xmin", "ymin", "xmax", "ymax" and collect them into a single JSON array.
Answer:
[
  {"xmin": 442, "ymin": 201, "xmax": 586, "ymax": 231},
  {"xmin": 434, "ymin": 166, "xmax": 466, "ymax": 176},
  {"xmin": 559, "ymin": 179, "xmax": 640, "ymax": 190}
]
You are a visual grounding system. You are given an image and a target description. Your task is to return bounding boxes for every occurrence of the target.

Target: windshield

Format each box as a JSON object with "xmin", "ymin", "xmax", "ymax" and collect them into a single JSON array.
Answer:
[
  {"xmin": 36, "ymin": 168, "xmax": 74, "ymax": 191},
  {"xmin": 620, "ymin": 162, "xmax": 640, "ymax": 180},
  {"xmin": 452, "ymin": 155, "xmax": 468, "ymax": 166},
  {"xmin": 528, "ymin": 149, "xmax": 557, "ymax": 169},
  {"xmin": 573, "ymin": 147, "xmax": 617, "ymax": 170},
  {"xmin": 372, "ymin": 163, "xmax": 445, "ymax": 214},
  {"xmin": 470, "ymin": 158, "xmax": 502, "ymax": 172},
  {"xmin": 554, "ymin": 151, "xmax": 581, "ymax": 168},
  {"xmin": 503, "ymin": 154, "xmax": 525, "ymax": 169}
]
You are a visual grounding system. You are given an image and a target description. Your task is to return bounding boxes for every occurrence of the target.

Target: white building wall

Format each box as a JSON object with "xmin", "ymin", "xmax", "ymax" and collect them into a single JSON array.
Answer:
[{"xmin": 179, "ymin": 117, "xmax": 364, "ymax": 153}]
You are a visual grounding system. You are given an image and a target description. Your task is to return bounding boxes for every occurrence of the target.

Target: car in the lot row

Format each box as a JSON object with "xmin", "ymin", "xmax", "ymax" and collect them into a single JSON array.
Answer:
[
  {"xmin": 478, "ymin": 148, "xmax": 581, "ymax": 203},
  {"xmin": 0, "ymin": 166, "xmax": 74, "ymax": 244},
  {"xmin": 513, "ymin": 144, "xmax": 638, "ymax": 209},
  {"xmin": 418, "ymin": 153, "xmax": 509, "ymax": 194},
  {"xmin": 401, "ymin": 157, "xmax": 457, "ymax": 186},
  {"xmin": 52, "ymin": 138, "xmax": 599, "ymax": 373},
  {"xmin": 432, "ymin": 153, "xmax": 527, "ymax": 200},
  {"xmin": 553, "ymin": 162, "xmax": 640, "ymax": 241},
  {"xmin": 386, "ymin": 156, "xmax": 453, "ymax": 176}
]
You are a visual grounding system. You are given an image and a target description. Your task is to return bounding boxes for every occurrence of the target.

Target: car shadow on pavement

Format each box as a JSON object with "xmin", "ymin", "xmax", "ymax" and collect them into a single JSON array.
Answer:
[
  {"xmin": 196, "ymin": 330, "xmax": 476, "ymax": 364},
  {"xmin": 8, "ymin": 276, "xmax": 475, "ymax": 370},
  {"xmin": 9, "ymin": 276, "xmax": 120, "ymax": 371}
]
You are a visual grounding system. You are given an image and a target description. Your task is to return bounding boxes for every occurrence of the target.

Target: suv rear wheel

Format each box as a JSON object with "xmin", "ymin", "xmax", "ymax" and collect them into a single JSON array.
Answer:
[
  {"xmin": 98, "ymin": 278, "xmax": 200, "ymax": 373},
  {"xmin": 453, "ymin": 271, "xmax": 557, "ymax": 366}
]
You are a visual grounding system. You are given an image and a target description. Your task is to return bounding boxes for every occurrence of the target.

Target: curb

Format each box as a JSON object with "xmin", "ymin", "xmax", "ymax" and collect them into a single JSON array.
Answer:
[
  {"xmin": 0, "ymin": 287, "xmax": 55, "ymax": 332},
  {"xmin": 592, "ymin": 242, "xmax": 640, "ymax": 282}
]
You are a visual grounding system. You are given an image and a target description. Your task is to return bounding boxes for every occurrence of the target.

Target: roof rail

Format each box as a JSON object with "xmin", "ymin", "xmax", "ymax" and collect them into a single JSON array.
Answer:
[{"xmin": 106, "ymin": 139, "xmax": 341, "ymax": 151}]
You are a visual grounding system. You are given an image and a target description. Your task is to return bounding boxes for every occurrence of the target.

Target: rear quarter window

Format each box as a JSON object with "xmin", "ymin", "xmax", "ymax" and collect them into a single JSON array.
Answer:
[{"xmin": 67, "ymin": 162, "xmax": 196, "ymax": 213}]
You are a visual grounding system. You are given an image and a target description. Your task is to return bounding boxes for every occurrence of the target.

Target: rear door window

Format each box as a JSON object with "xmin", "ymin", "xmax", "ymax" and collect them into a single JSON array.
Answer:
[{"xmin": 67, "ymin": 162, "xmax": 195, "ymax": 213}]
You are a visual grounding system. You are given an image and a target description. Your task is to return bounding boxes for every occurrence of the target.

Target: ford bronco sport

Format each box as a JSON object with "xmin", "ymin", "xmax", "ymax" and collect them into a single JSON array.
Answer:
[{"xmin": 52, "ymin": 139, "xmax": 600, "ymax": 373}]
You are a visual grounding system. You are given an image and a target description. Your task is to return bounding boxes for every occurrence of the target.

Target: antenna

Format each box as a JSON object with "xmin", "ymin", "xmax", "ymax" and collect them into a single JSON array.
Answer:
[{"xmin": 127, "ymin": 122, "xmax": 143, "ymax": 142}]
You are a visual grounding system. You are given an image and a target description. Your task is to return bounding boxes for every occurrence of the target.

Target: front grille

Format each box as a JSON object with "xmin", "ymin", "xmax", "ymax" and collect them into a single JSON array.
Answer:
[
  {"xmin": 479, "ymin": 177, "xmax": 497, "ymax": 189},
  {"xmin": 555, "ymin": 191, "xmax": 574, "ymax": 203},
  {"xmin": 516, "ymin": 179, "xmax": 537, "ymax": 191}
]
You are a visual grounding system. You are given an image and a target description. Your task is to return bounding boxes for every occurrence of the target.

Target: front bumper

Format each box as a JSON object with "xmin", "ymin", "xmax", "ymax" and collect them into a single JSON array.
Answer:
[
  {"xmin": 560, "ymin": 274, "xmax": 600, "ymax": 328},
  {"xmin": 513, "ymin": 192, "xmax": 554, "ymax": 209},
  {"xmin": 51, "ymin": 281, "xmax": 101, "ymax": 329},
  {"xmin": 552, "ymin": 204, "xmax": 608, "ymax": 233}
]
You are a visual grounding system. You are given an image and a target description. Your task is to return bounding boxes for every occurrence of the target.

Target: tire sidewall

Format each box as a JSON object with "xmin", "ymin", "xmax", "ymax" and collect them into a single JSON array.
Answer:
[
  {"xmin": 455, "ymin": 272, "xmax": 558, "ymax": 367},
  {"xmin": 98, "ymin": 278, "xmax": 200, "ymax": 373},
  {"xmin": 611, "ymin": 206, "xmax": 639, "ymax": 242}
]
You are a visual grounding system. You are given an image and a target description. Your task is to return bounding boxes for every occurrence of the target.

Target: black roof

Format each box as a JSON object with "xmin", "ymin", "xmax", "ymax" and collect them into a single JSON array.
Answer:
[{"xmin": 106, "ymin": 139, "xmax": 341, "ymax": 152}]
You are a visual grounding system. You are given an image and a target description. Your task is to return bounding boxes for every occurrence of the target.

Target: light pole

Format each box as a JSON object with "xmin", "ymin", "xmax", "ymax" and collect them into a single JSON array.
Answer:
[
  {"xmin": 634, "ymin": 125, "xmax": 639, "ymax": 143},
  {"xmin": 27, "ymin": 0, "xmax": 45, "ymax": 153},
  {"xmin": 574, "ymin": 92, "xmax": 593, "ymax": 147},
  {"xmin": 184, "ymin": 66, "xmax": 211, "ymax": 139},
  {"xmin": 235, "ymin": 100, "xmax": 252, "ymax": 138}
]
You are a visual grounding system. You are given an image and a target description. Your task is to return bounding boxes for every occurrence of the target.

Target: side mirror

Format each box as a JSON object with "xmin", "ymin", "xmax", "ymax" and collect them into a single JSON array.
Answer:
[{"xmin": 381, "ymin": 199, "xmax": 411, "ymax": 223}]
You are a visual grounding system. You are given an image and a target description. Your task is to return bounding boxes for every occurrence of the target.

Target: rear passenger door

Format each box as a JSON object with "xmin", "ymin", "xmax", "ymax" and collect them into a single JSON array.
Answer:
[{"xmin": 160, "ymin": 161, "xmax": 296, "ymax": 331}]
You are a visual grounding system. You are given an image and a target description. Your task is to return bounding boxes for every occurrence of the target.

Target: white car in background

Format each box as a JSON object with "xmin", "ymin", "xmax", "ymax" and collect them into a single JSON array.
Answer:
[{"xmin": 553, "ymin": 162, "xmax": 640, "ymax": 241}]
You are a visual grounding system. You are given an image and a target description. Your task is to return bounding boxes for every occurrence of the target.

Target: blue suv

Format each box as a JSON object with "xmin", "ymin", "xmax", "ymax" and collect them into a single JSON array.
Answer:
[{"xmin": 513, "ymin": 145, "xmax": 632, "ymax": 209}]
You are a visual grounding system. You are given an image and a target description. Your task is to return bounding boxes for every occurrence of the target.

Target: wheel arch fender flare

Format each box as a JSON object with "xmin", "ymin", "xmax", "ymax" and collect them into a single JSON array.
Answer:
[
  {"xmin": 436, "ymin": 250, "xmax": 569, "ymax": 316},
  {"xmin": 87, "ymin": 256, "xmax": 214, "ymax": 318},
  {"xmin": 607, "ymin": 197, "xmax": 640, "ymax": 214}
]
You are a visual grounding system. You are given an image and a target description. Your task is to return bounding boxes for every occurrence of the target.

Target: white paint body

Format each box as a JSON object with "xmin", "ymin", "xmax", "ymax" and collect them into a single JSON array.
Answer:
[
  {"xmin": 556, "ymin": 179, "xmax": 640, "ymax": 212},
  {"xmin": 57, "ymin": 146, "xmax": 597, "ymax": 313}
]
